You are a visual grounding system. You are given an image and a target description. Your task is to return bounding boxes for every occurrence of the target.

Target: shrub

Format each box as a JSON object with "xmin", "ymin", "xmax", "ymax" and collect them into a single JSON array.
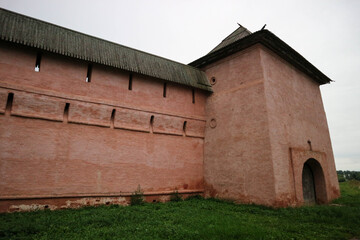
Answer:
[
  {"xmin": 130, "ymin": 185, "xmax": 144, "ymax": 206},
  {"xmin": 338, "ymin": 175, "xmax": 346, "ymax": 182},
  {"xmin": 170, "ymin": 190, "xmax": 182, "ymax": 202}
]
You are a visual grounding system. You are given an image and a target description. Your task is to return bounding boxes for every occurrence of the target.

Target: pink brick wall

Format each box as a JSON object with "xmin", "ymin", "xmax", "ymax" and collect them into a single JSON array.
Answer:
[
  {"xmin": 202, "ymin": 45, "xmax": 277, "ymax": 206},
  {"xmin": 11, "ymin": 91, "xmax": 65, "ymax": 121},
  {"xmin": 201, "ymin": 44, "xmax": 339, "ymax": 206},
  {"xmin": 0, "ymin": 116, "xmax": 204, "ymax": 197},
  {"xmin": 0, "ymin": 88, "xmax": 7, "ymax": 113},
  {"xmin": 260, "ymin": 47, "xmax": 340, "ymax": 205},
  {"xmin": 0, "ymin": 42, "xmax": 206, "ymax": 120},
  {"xmin": 0, "ymin": 38, "xmax": 339, "ymax": 210},
  {"xmin": 0, "ymin": 42, "xmax": 207, "ymax": 211}
]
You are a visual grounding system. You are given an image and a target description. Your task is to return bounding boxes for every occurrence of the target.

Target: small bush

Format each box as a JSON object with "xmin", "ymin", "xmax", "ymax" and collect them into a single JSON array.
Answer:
[
  {"xmin": 338, "ymin": 177, "xmax": 346, "ymax": 182},
  {"xmin": 130, "ymin": 185, "xmax": 144, "ymax": 206},
  {"xmin": 170, "ymin": 190, "xmax": 182, "ymax": 202},
  {"xmin": 338, "ymin": 174, "xmax": 346, "ymax": 182}
]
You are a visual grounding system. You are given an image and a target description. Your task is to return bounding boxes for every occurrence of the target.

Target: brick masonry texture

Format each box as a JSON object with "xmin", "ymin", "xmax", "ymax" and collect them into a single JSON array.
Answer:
[{"xmin": 0, "ymin": 28, "xmax": 339, "ymax": 211}]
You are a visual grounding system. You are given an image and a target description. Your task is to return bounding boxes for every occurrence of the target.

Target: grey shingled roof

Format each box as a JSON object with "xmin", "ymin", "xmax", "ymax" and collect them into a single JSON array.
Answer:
[
  {"xmin": 190, "ymin": 27, "xmax": 332, "ymax": 85},
  {"xmin": 0, "ymin": 8, "xmax": 212, "ymax": 92},
  {"xmin": 208, "ymin": 25, "xmax": 252, "ymax": 54}
]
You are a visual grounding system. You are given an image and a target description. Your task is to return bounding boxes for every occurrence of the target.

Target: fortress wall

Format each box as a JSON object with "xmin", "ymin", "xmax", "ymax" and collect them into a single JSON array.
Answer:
[
  {"xmin": 0, "ymin": 41, "xmax": 206, "ymax": 120},
  {"xmin": 202, "ymin": 45, "xmax": 276, "ymax": 206},
  {"xmin": 0, "ymin": 114, "xmax": 204, "ymax": 196},
  {"xmin": 0, "ymin": 89, "xmax": 7, "ymax": 113},
  {"xmin": 11, "ymin": 91, "xmax": 66, "ymax": 121},
  {"xmin": 0, "ymin": 42, "xmax": 206, "ymax": 211},
  {"xmin": 260, "ymin": 47, "xmax": 340, "ymax": 205}
]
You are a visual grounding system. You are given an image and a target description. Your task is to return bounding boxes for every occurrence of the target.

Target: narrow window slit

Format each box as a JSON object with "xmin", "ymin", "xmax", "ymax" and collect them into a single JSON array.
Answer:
[
  {"xmin": 183, "ymin": 121, "xmax": 187, "ymax": 136},
  {"xmin": 150, "ymin": 115, "xmax": 154, "ymax": 133},
  {"xmin": 63, "ymin": 103, "xmax": 70, "ymax": 123},
  {"xmin": 5, "ymin": 92, "xmax": 14, "ymax": 116},
  {"xmin": 34, "ymin": 53, "xmax": 42, "ymax": 72},
  {"xmin": 192, "ymin": 89, "xmax": 195, "ymax": 104},
  {"xmin": 307, "ymin": 140, "xmax": 312, "ymax": 151},
  {"xmin": 163, "ymin": 82, "xmax": 167, "ymax": 98},
  {"xmin": 110, "ymin": 109, "xmax": 116, "ymax": 129},
  {"xmin": 86, "ymin": 64, "xmax": 92, "ymax": 82},
  {"xmin": 128, "ymin": 74, "xmax": 133, "ymax": 90}
]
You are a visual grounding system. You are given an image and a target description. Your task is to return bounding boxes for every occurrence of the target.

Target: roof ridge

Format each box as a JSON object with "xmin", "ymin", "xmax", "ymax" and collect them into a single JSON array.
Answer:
[
  {"xmin": 220, "ymin": 26, "xmax": 251, "ymax": 42},
  {"xmin": 208, "ymin": 25, "xmax": 252, "ymax": 54}
]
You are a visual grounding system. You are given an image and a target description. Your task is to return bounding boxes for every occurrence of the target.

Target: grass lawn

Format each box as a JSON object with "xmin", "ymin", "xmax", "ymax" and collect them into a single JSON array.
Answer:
[{"xmin": 1, "ymin": 181, "xmax": 359, "ymax": 240}]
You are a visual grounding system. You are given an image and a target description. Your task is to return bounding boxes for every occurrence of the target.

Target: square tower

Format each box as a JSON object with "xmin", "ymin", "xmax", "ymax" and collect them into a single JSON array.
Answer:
[{"xmin": 190, "ymin": 26, "xmax": 340, "ymax": 206}]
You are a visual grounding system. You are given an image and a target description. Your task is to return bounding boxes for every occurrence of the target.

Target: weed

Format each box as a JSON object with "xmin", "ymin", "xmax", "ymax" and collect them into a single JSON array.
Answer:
[
  {"xmin": 170, "ymin": 190, "xmax": 182, "ymax": 202},
  {"xmin": 130, "ymin": 185, "xmax": 144, "ymax": 206}
]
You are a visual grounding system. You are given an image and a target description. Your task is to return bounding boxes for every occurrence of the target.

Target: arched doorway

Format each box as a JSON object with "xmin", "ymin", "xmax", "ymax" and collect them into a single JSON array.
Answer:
[
  {"xmin": 302, "ymin": 158, "xmax": 327, "ymax": 204},
  {"xmin": 302, "ymin": 163, "xmax": 316, "ymax": 204}
]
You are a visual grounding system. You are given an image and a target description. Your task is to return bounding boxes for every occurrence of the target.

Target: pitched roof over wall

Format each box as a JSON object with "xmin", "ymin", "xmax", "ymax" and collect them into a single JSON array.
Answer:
[
  {"xmin": 190, "ymin": 26, "xmax": 332, "ymax": 85},
  {"xmin": 0, "ymin": 8, "xmax": 212, "ymax": 92}
]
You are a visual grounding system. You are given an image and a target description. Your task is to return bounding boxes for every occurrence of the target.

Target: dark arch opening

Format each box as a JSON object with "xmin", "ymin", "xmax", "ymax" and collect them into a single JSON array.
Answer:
[{"xmin": 302, "ymin": 158, "xmax": 327, "ymax": 204}]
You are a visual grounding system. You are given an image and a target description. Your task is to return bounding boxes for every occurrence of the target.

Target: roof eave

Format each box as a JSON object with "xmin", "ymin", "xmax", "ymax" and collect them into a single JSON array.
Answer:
[
  {"xmin": 0, "ymin": 8, "xmax": 213, "ymax": 92},
  {"xmin": 189, "ymin": 30, "xmax": 332, "ymax": 85}
]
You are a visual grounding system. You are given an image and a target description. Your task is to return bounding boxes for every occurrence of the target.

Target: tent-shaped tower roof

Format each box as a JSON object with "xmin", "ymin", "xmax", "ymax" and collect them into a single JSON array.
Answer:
[
  {"xmin": 190, "ymin": 25, "xmax": 332, "ymax": 85},
  {"xmin": 208, "ymin": 25, "xmax": 252, "ymax": 54}
]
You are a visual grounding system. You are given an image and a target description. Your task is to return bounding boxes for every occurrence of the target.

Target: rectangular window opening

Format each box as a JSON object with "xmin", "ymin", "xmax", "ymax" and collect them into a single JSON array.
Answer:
[
  {"xmin": 5, "ymin": 92, "xmax": 14, "ymax": 115},
  {"xmin": 183, "ymin": 121, "xmax": 187, "ymax": 136},
  {"xmin": 86, "ymin": 64, "xmax": 92, "ymax": 82},
  {"xmin": 110, "ymin": 109, "xmax": 116, "ymax": 129},
  {"xmin": 163, "ymin": 82, "xmax": 167, "ymax": 98},
  {"xmin": 128, "ymin": 73, "xmax": 133, "ymax": 90},
  {"xmin": 63, "ymin": 103, "xmax": 70, "ymax": 123},
  {"xmin": 192, "ymin": 89, "xmax": 195, "ymax": 104},
  {"xmin": 34, "ymin": 53, "xmax": 42, "ymax": 72},
  {"xmin": 150, "ymin": 115, "xmax": 154, "ymax": 133}
]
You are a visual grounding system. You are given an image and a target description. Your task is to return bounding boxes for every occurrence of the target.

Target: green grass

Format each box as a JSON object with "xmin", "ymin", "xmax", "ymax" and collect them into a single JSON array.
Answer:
[
  {"xmin": 1, "ymin": 181, "xmax": 359, "ymax": 240},
  {"xmin": 332, "ymin": 180, "xmax": 360, "ymax": 207}
]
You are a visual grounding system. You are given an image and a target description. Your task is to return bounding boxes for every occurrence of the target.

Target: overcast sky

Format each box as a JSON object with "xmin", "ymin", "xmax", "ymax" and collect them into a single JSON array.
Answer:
[{"xmin": 1, "ymin": 0, "xmax": 359, "ymax": 170}]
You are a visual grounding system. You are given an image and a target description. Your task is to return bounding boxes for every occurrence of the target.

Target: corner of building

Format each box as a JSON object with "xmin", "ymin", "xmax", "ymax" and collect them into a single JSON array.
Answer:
[
  {"xmin": 202, "ymin": 45, "xmax": 278, "ymax": 206},
  {"xmin": 259, "ymin": 46, "xmax": 340, "ymax": 206}
]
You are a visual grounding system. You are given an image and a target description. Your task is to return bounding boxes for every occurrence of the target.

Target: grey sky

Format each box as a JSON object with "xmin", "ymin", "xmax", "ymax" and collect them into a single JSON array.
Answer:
[{"xmin": 1, "ymin": 0, "xmax": 359, "ymax": 170}]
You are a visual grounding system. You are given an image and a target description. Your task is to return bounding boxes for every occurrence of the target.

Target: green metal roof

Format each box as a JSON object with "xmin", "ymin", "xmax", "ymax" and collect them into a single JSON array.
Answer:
[{"xmin": 0, "ymin": 8, "xmax": 212, "ymax": 92}]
